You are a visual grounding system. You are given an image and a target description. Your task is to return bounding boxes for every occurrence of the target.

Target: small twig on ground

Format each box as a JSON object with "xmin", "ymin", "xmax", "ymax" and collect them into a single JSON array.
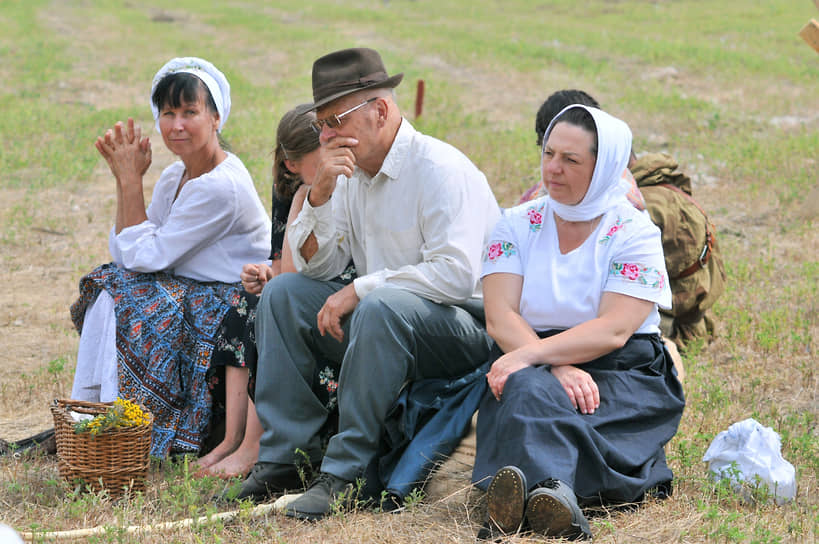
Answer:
[{"xmin": 31, "ymin": 227, "xmax": 68, "ymax": 236}]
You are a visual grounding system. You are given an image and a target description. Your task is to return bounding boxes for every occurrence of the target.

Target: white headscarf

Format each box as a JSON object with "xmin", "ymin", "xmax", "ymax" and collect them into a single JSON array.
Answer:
[
  {"xmin": 543, "ymin": 105, "xmax": 632, "ymax": 222},
  {"xmin": 150, "ymin": 57, "xmax": 231, "ymax": 133}
]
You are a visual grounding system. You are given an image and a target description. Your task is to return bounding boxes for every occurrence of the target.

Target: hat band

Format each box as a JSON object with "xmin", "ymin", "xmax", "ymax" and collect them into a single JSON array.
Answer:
[{"xmin": 314, "ymin": 71, "xmax": 389, "ymax": 98}]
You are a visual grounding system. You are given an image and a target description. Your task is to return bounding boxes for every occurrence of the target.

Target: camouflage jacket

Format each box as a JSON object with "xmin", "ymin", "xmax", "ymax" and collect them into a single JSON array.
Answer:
[{"xmin": 632, "ymin": 153, "xmax": 726, "ymax": 347}]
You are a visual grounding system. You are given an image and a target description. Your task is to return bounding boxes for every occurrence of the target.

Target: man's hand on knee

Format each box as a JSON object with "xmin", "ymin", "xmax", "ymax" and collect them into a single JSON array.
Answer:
[{"xmin": 317, "ymin": 283, "xmax": 359, "ymax": 342}]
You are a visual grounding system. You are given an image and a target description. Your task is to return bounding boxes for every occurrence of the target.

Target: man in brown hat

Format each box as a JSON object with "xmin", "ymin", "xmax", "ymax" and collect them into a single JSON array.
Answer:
[{"xmin": 232, "ymin": 47, "xmax": 501, "ymax": 517}]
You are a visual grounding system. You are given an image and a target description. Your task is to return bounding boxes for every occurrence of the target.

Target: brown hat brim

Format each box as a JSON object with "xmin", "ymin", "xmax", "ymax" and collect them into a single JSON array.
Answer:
[{"xmin": 306, "ymin": 73, "xmax": 404, "ymax": 111}]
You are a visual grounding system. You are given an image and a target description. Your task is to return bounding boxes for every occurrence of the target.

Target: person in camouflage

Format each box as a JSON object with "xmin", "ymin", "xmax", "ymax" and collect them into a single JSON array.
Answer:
[{"xmin": 629, "ymin": 153, "xmax": 725, "ymax": 346}]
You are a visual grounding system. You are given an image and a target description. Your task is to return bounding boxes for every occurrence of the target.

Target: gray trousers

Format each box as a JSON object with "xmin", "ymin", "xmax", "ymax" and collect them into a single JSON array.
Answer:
[{"xmin": 254, "ymin": 272, "xmax": 491, "ymax": 481}]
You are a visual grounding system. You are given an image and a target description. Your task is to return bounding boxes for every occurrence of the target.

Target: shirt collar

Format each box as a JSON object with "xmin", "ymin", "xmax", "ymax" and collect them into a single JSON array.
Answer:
[{"xmin": 371, "ymin": 117, "xmax": 413, "ymax": 183}]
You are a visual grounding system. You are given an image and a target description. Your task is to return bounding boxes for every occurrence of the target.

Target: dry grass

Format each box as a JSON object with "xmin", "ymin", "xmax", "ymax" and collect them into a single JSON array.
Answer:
[{"xmin": 1, "ymin": 1, "xmax": 818, "ymax": 542}]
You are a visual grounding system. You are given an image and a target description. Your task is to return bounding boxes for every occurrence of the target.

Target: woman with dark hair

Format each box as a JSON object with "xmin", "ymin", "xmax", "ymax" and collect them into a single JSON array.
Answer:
[
  {"xmin": 197, "ymin": 105, "xmax": 342, "ymax": 478},
  {"xmin": 474, "ymin": 105, "xmax": 685, "ymax": 540},
  {"xmin": 70, "ymin": 57, "xmax": 271, "ymax": 458},
  {"xmin": 521, "ymin": 89, "xmax": 645, "ymax": 213}
]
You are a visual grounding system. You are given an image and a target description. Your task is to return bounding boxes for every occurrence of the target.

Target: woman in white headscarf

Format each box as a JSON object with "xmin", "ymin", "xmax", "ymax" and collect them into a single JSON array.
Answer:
[
  {"xmin": 69, "ymin": 57, "xmax": 271, "ymax": 458},
  {"xmin": 473, "ymin": 105, "xmax": 685, "ymax": 541}
]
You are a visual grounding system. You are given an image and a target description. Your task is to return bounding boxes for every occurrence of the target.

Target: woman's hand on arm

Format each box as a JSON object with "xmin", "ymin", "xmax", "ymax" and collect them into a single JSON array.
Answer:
[{"xmin": 534, "ymin": 292, "xmax": 653, "ymax": 411}]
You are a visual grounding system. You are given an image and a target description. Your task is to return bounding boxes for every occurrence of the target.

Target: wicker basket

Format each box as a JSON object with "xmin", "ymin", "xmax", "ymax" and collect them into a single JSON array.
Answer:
[{"xmin": 50, "ymin": 399, "xmax": 152, "ymax": 496}]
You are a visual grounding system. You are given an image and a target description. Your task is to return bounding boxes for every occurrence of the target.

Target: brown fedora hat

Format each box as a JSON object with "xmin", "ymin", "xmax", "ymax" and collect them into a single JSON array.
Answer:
[{"xmin": 308, "ymin": 47, "xmax": 403, "ymax": 111}]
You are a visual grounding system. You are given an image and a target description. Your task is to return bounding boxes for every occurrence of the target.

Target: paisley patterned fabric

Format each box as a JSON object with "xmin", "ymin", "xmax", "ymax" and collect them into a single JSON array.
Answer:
[{"xmin": 71, "ymin": 263, "xmax": 240, "ymax": 457}]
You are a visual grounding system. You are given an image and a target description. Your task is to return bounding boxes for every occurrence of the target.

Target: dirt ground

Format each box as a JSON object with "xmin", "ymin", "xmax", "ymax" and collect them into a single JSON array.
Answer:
[
  {"xmin": 1, "ymin": 25, "xmax": 815, "ymax": 441},
  {"xmin": 0, "ymin": 155, "xmax": 166, "ymax": 441}
]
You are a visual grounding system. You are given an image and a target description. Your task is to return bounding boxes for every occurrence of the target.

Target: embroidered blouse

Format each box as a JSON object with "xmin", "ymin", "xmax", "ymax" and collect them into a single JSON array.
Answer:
[
  {"xmin": 482, "ymin": 196, "xmax": 671, "ymax": 334},
  {"xmin": 109, "ymin": 152, "xmax": 271, "ymax": 283}
]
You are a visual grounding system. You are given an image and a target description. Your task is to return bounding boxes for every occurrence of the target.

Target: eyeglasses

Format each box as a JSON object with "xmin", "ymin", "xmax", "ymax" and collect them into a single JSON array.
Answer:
[{"xmin": 311, "ymin": 97, "xmax": 377, "ymax": 134}]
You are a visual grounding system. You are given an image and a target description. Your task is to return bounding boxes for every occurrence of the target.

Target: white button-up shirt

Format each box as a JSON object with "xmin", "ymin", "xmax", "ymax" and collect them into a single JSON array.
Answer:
[{"xmin": 288, "ymin": 119, "xmax": 500, "ymax": 305}]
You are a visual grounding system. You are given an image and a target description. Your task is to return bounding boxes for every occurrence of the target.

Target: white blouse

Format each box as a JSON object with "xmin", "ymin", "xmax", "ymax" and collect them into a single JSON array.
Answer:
[
  {"xmin": 482, "ymin": 196, "xmax": 671, "ymax": 335},
  {"xmin": 108, "ymin": 152, "xmax": 271, "ymax": 283}
]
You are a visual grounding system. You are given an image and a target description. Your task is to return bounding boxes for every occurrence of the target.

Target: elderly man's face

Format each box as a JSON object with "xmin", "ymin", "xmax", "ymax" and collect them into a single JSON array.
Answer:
[{"xmin": 315, "ymin": 94, "xmax": 377, "ymax": 145}]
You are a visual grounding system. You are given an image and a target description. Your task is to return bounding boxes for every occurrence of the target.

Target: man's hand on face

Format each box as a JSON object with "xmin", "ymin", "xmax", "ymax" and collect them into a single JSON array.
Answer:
[{"xmin": 308, "ymin": 136, "xmax": 358, "ymax": 207}]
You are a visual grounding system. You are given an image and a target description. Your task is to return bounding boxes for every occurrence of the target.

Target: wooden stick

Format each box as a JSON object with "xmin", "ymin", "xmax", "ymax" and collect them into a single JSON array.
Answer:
[
  {"xmin": 19, "ymin": 503, "xmax": 278, "ymax": 541},
  {"xmin": 800, "ymin": 19, "xmax": 819, "ymax": 54},
  {"xmin": 414, "ymin": 79, "xmax": 425, "ymax": 119}
]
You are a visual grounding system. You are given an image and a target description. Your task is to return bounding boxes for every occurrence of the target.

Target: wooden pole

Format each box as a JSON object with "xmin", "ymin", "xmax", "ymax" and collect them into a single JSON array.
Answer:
[{"xmin": 414, "ymin": 79, "xmax": 425, "ymax": 119}]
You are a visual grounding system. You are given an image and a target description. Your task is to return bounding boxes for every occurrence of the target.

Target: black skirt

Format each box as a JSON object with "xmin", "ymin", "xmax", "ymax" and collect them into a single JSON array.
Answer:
[{"xmin": 472, "ymin": 332, "xmax": 685, "ymax": 505}]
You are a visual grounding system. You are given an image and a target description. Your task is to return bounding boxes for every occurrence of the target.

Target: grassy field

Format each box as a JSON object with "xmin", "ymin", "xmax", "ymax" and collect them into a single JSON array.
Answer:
[{"xmin": 0, "ymin": 1, "xmax": 817, "ymax": 542}]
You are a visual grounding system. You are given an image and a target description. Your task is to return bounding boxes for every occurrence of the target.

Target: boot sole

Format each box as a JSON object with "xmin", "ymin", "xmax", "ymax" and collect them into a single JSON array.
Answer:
[
  {"xmin": 487, "ymin": 466, "xmax": 527, "ymax": 534},
  {"xmin": 525, "ymin": 492, "xmax": 574, "ymax": 536}
]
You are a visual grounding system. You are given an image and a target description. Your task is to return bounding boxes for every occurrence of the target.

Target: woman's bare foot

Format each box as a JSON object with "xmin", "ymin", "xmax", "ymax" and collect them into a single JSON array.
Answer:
[
  {"xmin": 194, "ymin": 396, "xmax": 263, "ymax": 478},
  {"xmin": 194, "ymin": 439, "xmax": 240, "ymax": 472},
  {"xmin": 200, "ymin": 441, "xmax": 259, "ymax": 479}
]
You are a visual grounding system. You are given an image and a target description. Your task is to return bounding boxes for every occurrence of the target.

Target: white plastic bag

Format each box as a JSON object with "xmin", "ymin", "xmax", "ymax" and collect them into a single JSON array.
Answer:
[
  {"xmin": 0, "ymin": 524, "xmax": 24, "ymax": 544},
  {"xmin": 702, "ymin": 418, "xmax": 796, "ymax": 504}
]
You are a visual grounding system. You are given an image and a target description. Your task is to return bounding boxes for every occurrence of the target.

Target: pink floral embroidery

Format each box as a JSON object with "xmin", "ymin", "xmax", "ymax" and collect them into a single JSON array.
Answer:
[
  {"xmin": 609, "ymin": 262, "xmax": 666, "ymax": 289},
  {"xmin": 599, "ymin": 216, "xmax": 632, "ymax": 244},
  {"xmin": 526, "ymin": 205, "xmax": 545, "ymax": 232},
  {"xmin": 621, "ymin": 263, "xmax": 640, "ymax": 280},
  {"xmin": 484, "ymin": 241, "xmax": 517, "ymax": 262}
]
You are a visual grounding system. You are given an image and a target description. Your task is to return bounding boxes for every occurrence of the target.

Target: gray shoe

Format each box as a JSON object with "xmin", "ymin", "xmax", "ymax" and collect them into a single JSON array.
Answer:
[
  {"xmin": 525, "ymin": 479, "xmax": 592, "ymax": 540},
  {"xmin": 486, "ymin": 465, "xmax": 527, "ymax": 534},
  {"xmin": 221, "ymin": 462, "xmax": 304, "ymax": 503},
  {"xmin": 284, "ymin": 472, "xmax": 355, "ymax": 521}
]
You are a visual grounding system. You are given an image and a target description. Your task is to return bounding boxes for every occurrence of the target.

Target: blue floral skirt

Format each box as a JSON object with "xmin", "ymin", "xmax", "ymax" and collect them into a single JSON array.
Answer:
[{"xmin": 70, "ymin": 263, "xmax": 241, "ymax": 458}]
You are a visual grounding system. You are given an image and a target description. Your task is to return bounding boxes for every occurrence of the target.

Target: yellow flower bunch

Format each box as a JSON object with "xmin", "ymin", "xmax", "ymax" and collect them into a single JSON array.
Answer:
[{"xmin": 73, "ymin": 398, "xmax": 151, "ymax": 436}]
